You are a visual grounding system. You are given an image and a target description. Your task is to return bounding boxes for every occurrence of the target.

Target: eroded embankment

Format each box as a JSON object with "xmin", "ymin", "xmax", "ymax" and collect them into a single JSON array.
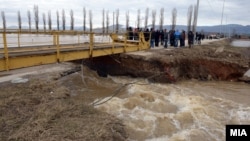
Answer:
[{"xmin": 84, "ymin": 45, "xmax": 249, "ymax": 83}]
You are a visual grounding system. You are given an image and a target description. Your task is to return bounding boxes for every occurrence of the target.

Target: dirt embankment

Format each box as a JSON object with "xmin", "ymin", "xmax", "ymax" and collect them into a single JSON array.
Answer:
[
  {"xmin": 0, "ymin": 64, "xmax": 128, "ymax": 141},
  {"xmin": 85, "ymin": 39, "xmax": 250, "ymax": 83}
]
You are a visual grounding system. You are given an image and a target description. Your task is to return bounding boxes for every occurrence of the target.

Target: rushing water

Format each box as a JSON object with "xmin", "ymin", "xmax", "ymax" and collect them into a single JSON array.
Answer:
[{"xmin": 81, "ymin": 67, "xmax": 250, "ymax": 141}]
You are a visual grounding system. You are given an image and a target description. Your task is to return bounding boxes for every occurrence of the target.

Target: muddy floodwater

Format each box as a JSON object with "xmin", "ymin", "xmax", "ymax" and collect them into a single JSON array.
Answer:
[{"xmin": 79, "ymin": 67, "xmax": 250, "ymax": 141}]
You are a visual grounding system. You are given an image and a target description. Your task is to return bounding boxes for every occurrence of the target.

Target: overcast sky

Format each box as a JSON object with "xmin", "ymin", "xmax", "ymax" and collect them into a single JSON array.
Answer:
[{"xmin": 0, "ymin": 0, "xmax": 249, "ymax": 29}]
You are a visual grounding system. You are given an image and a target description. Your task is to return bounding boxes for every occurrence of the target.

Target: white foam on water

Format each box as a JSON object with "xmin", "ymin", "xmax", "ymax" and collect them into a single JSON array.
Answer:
[{"xmin": 95, "ymin": 79, "xmax": 250, "ymax": 140}]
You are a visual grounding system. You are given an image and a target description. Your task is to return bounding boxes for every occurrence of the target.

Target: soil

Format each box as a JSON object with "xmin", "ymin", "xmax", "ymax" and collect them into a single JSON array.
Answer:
[
  {"xmin": 86, "ymin": 39, "xmax": 250, "ymax": 83},
  {"xmin": 0, "ymin": 39, "xmax": 249, "ymax": 140},
  {"xmin": 0, "ymin": 63, "xmax": 128, "ymax": 141}
]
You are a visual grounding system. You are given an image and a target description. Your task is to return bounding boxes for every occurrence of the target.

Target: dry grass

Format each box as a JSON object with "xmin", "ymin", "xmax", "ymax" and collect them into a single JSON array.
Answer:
[{"xmin": 0, "ymin": 75, "xmax": 127, "ymax": 141}]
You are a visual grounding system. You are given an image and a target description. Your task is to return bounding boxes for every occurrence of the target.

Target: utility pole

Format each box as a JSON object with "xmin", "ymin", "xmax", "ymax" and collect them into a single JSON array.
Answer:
[{"xmin": 220, "ymin": 0, "xmax": 226, "ymax": 36}]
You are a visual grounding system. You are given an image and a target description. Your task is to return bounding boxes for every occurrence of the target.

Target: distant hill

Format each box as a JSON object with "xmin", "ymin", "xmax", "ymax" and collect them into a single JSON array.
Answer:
[{"xmin": 6, "ymin": 24, "xmax": 250, "ymax": 35}]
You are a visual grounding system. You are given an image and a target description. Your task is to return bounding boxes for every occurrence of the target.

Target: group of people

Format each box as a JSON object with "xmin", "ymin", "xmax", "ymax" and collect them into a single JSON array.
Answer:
[{"xmin": 127, "ymin": 27, "xmax": 204, "ymax": 49}]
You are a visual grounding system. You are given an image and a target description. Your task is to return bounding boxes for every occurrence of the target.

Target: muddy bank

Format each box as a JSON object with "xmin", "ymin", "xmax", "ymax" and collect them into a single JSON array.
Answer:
[
  {"xmin": 85, "ymin": 40, "xmax": 250, "ymax": 83},
  {"xmin": 0, "ymin": 63, "xmax": 128, "ymax": 141}
]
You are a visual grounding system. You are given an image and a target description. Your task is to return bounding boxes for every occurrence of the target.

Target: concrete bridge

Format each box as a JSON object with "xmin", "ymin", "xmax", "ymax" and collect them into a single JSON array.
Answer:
[{"xmin": 0, "ymin": 30, "xmax": 150, "ymax": 71}]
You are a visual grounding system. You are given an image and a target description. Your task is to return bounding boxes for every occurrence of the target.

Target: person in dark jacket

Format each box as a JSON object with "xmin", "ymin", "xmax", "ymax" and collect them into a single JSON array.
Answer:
[
  {"xmin": 150, "ymin": 28, "xmax": 155, "ymax": 48},
  {"xmin": 160, "ymin": 30, "xmax": 164, "ymax": 46},
  {"xmin": 180, "ymin": 30, "xmax": 186, "ymax": 47},
  {"xmin": 163, "ymin": 29, "xmax": 169, "ymax": 48},
  {"xmin": 155, "ymin": 30, "xmax": 160, "ymax": 47},
  {"xmin": 174, "ymin": 30, "xmax": 180, "ymax": 47},
  {"xmin": 144, "ymin": 28, "xmax": 150, "ymax": 42},
  {"xmin": 169, "ymin": 30, "xmax": 175, "ymax": 46},
  {"xmin": 188, "ymin": 31, "xmax": 194, "ymax": 48},
  {"xmin": 128, "ymin": 27, "xmax": 133, "ymax": 40}
]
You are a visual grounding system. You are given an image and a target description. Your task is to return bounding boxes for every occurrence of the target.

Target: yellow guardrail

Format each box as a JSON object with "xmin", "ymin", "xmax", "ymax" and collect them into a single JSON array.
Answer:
[{"xmin": 0, "ymin": 29, "xmax": 150, "ymax": 71}]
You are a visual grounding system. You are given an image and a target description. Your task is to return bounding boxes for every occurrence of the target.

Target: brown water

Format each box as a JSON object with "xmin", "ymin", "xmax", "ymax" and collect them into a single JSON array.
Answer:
[{"xmin": 81, "ymin": 67, "xmax": 250, "ymax": 141}]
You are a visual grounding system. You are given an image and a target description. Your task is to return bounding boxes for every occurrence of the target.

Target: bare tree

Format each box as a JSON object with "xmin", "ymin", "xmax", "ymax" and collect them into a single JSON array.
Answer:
[
  {"xmin": 62, "ymin": 9, "xmax": 66, "ymax": 30},
  {"xmin": 152, "ymin": 10, "xmax": 156, "ymax": 30},
  {"xmin": 83, "ymin": 7, "xmax": 86, "ymax": 31},
  {"xmin": 193, "ymin": 0, "xmax": 200, "ymax": 34},
  {"xmin": 56, "ymin": 10, "xmax": 59, "ymax": 30},
  {"xmin": 144, "ymin": 8, "xmax": 149, "ymax": 29},
  {"xmin": 113, "ymin": 11, "xmax": 115, "ymax": 32},
  {"xmin": 126, "ymin": 11, "xmax": 129, "ymax": 30},
  {"xmin": 89, "ymin": 10, "xmax": 93, "ymax": 32},
  {"xmin": 137, "ymin": 9, "xmax": 140, "ymax": 28},
  {"xmin": 171, "ymin": 8, "xmax": 177, "ymax": 30},
  {"xmin": 102, "ymin": 9, "xmax": 105, "ymax": 34},
  {"xmin": 115, "ymin": 9, "xmax": 119, "ymax": 33},
  {"xmin": 27, "ymin": 10, "xmax": 31, "ymax": 31},
  {"xmin": 70, "ymin": 9, "xmax": 74, "ymax": 30},
  {"xmin": 48, "ymin": 10, "xmax": 52, "ymax": 30},
  {"xmin": 1, "ymin": 11, "xmax": 6, "ymax": 31},
  {"xmin": 159, "ymin": 8, "xmax": 164, "ymax": 30},
  {"xmin": 33, "ymin": 5, "xmax": 39, "ymax": 31},
  {"xmin": 106, "ymin": 10, "xmax": 109, "ymax": 33},
  {"xmin": 18, "ymin": 11, "xmax": 22, "ymax": 30},
  {"xmin": 43, "ymin": 13, "xmax": 46, "ymax": 31},
  {"xmin": 192, "ymin": 5, "xmax": 197, "ymax": 33},
  {"xmin": 187, "ymin": 5, "xmax": 193, "ymax": 32}
]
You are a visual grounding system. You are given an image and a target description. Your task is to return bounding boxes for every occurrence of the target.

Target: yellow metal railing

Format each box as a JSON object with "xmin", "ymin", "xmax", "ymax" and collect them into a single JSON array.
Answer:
[{"xmin": 0, "ymin": 29, "xmax": 150, "ymax": 71}]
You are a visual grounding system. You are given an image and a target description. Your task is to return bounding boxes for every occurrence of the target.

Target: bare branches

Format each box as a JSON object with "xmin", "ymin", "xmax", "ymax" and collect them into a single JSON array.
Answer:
[
  {"xmin": 115, "ymin": 9, "xmax": 119, "ymax": 33},
  {"xmin": 159, "ymin": 8, "xmax": 164, "ymax": 30},
  {"xmin": 1, "ymin": 11, "xmax": 6, "ymax": 31},
  {"xmin": 102, "ymin": 9, "xmax": 105, "ymax": 34},
  {"xmin": 152, "ymin": 10, "xmax": 156, "ymax": 30},
  {"xmin": 137, "ymin": 9, "xmax": 140, "ymax": 28},
  {"xmin": 106, "ymin": 11, "xmax": 109, "ymax": 33},
  {"xmin": 83, "ymin": 7, "xmax": 86, "ymax": 31},
  {"xmin": 27, "ymin": 10, "xmax": 31, "ymax": 31},
  {"xmin": 171, "ymin": 8, "xmax": 177, "ymax": 30},
  {"xmin": 62, "ymin": 9, "xmax": 66, "ymax": 30},
  {"xmin": 70, "ymin": 9, "xmax": 74, "ymax": 30},
  {"xmin": 42, "ymin": 13, "xmax": 46, "ymax": 31},
  {"xmin": 33, "ymin": 5, "xmax": 39, "ymax": 31},
  {"xmin": 192, "ymin": 5, "xmax": 197, "ymax": 33},
  {"xmin": 48, "ymin": 10, "xmax": 52, "ymax": 30},
  {"xmin": 144, "ymin": 8, "xmax": 149, "ymax": 29},
  {"xmin": 18, "ymin": 11, "xmax": 22, "ymax": 30},
  {"xmin": 187, "ymin": 5, "xmax": 193, "ymax": 32},
  {"xmin": 56, "ymin": 10, "xmax": 59, "ymax": 30},
  {"xmin": 89, "ymin": 10, "xmax": 93, "ymax": 32},
  {"xmin": 126, "ymin": 11, "xmax": 129, "ymax": 30}
]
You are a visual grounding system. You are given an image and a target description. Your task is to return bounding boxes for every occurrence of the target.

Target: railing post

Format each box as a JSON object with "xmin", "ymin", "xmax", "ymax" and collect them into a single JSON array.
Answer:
[
  {"xmin": 18, "ymin": 30, "xmax": 21, "ymax": 48},
  {"xmin": 124, "ymin": 32, "xmax": 127, "ymax": 52},
  {"xmin": 78, "ymin": 34, "xmax": 80, "ymax": 44},
  {"xmin": 56, "ymin": 32, "xmax": 60, "ymax": 62},
  {"xmin": 53, "ymin": 32, "xmax": 56, "ymax": 45},
  {"xmin": 89, "ymin": 32, "xmax": 94, "ymax": 57},
  {"xmin": 2, "ymin": 31, "xmax": 9, "ymax": 71},
  {"xmin": 111, "ymin": 33, "xmax": 115, "ymax": 54}
]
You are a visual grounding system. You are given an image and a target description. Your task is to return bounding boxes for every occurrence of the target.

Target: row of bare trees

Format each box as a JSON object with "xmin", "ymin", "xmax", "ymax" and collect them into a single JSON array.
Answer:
[{"xmin": 1, "ymin": 5, "xmax": 199, "ymax": 33}]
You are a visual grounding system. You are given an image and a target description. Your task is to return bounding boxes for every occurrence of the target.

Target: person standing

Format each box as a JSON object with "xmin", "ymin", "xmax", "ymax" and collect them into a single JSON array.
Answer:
[
  {"xmin": 174, "ymin": 30, "xmax": 180, "ymax": 47},
  {"xmin": 180, "ymin": 30, "xmax": 186, "ymax": 47},
  {"xmin": 155, "ymin": 29, "xmax": 160, "ymax": 47},
  {"xmin": 128, "ymin": 27, "xmax": 133, "ymax": 40},
  {"xmin": 188, "ymin": 31, "xmax": 194, "ymax": 48},
  {"xmin": 163, "ymin": 29, "xmax": 169, "ymax": 48},
  {"xmin": 170, "ymin": 30, "xmax": 175, "ymax": 46},
  {"xmin": 144, "ymin": 28, "xmax": 150, "ymax": 42},
  {"xmin": 150, "ymin": 28, "xmax": 155, "ymax": 48},
  {"xmin": 160, "ymin": 29, "xmax": 164, "ymax": 46}
]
